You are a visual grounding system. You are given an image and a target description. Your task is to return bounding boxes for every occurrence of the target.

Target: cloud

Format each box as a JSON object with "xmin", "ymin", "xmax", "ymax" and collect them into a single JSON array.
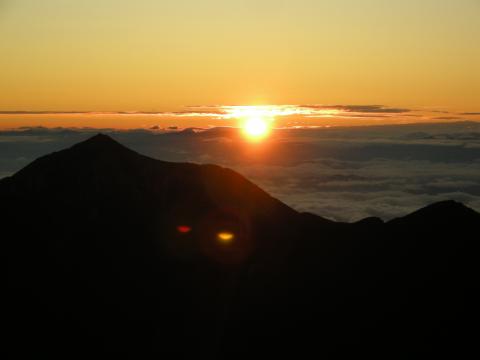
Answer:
[
  {"xmin": 0, "ymin": 104, "xmax": 412, "ymax": 120},
  {"xmin": 300, "ymin": 105, "xmax": 411, "ymax": 113},
  {"xmin": 3, "ymin": 106, "xmax": 477, "ymax": 129},
  {"xmin": 1, "ymin": 122, "xmax": 480, "ymax": 221},
  {"xmin": 434, "ymin": 116, "xmax": 466, "ymax": 120},
  {"xmin": 233, "ymin": 157, "xmax": 480, "ymax": 221},
  {"xmin": 0, "ymin": 111, "xmax": 87, "ymax": 115}
]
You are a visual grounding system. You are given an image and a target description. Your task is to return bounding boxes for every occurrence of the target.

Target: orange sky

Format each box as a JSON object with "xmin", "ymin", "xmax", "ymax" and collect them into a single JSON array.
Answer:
[{"xmin": 0, "ymin": 0, "xmax": 479, "ymax": 129}]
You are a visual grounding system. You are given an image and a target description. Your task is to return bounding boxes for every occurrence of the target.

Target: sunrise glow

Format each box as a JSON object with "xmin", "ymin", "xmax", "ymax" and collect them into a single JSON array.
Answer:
[
  {"xmin": 243, "ymin": 116, "xmax": 270, "ymax": 139},
  {"xmin": 231, "ymin": 106, "xmax": 273, "ymax": 140}
]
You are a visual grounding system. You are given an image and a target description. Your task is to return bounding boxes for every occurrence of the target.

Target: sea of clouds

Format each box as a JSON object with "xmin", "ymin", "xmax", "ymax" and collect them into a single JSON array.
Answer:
[{"xmin": 1, "ymin": 121, "xmax": 479, "ymax": 221}]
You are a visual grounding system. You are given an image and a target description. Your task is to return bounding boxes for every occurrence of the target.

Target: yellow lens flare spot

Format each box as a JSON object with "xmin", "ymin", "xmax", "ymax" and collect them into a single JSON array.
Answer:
[{"xmin": 217, "ymin": 231, "xmax": 234, "ymax": 244}]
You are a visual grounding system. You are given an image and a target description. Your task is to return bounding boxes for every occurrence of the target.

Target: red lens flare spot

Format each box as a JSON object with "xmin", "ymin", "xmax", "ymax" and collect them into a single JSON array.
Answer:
[{"xmin": 177, "ymin": 225, "xmax": 192, "ymax": 234}]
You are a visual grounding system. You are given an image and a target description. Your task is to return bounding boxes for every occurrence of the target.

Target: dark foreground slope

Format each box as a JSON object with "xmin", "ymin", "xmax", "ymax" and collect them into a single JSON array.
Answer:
[{"xmin": 2, "ymin": 135, "xmax": 479, "ymax": 358}]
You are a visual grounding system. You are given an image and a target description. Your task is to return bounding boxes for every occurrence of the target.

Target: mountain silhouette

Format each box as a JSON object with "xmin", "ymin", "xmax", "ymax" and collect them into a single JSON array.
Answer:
[{"xmin": 2, "ymin": 134, "xmax": 479, "ymax": 358}]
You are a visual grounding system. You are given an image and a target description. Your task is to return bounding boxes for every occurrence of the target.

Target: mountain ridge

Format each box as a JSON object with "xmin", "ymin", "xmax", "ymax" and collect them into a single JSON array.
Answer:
[{"xmin": 3, "ymin": 134, "xmax": 480, "ymax": 357}]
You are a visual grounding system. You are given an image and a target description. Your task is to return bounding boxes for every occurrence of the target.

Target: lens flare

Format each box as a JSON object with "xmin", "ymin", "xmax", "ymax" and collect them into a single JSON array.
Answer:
[
  {"xmin": 177, "ymin": 225, "xmax": 191, "ymax": 234},
  {"xmin": 217, "ymin": 231, "xmax": 234, "ymax": 244}
]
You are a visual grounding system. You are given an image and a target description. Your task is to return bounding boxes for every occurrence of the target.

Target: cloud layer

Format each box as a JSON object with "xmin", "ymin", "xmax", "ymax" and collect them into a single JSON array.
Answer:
[
  {"xmin": 2, "ymin": 104, "xmax": 479, "ymax": 130},
  {"xmin": 1, "ymin": 121, "xmax": 480, "ymax": 221}
]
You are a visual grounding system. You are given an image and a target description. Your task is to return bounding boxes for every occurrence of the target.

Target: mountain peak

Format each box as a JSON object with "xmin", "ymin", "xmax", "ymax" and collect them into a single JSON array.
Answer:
[
  {"xmin": 71, "ymin": 133, "xmax": 128, "ymax": 152},
  {"xmin": 388, "ymin": 199, "xmax": 480, "ymax": 225},
  {"xmin": 7, "ymin": 133, "xmax": 146, "ymax": 183},
  {"xmin": 87, "ymin": 133, "xmax": 116, "ymax": 142},
  {"xmin": 4, "ymin": 134, "xmax": 297, "ymax": 225},
  {"xmin": 406, "ymin": 200, "xmax": 474, "ymax": 216}
]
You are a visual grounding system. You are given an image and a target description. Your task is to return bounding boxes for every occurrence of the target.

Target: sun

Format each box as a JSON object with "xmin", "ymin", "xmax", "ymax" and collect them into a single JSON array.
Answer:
[
  {"xmin": 229, "ymin": 106, "xmax": 274, "ymax": 140},
  {"xmin": 242, "ymin": 116, "xmax": 271, "ymax": 140}
]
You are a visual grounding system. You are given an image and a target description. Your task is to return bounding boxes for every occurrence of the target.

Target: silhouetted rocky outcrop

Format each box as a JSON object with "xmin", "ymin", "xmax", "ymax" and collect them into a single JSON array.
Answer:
[{"xmin": 2, "ymin": 134, "xmax": 479, "ymax": 358}]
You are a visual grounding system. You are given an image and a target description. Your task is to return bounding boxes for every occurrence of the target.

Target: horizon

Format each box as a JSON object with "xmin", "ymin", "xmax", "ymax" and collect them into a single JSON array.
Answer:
[{"xmin": 1, "ymin": 105, "xmax": 479, "ymax": 130}]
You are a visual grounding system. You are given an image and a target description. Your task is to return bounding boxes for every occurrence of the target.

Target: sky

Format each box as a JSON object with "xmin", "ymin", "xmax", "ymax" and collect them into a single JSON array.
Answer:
[
  {"xmin": 0, "ymin": 1, "xmax": 479, "ymax": 220},
  {"xmin": 0, "ymin": 0, "xmax": 479, "ymax": 129}
]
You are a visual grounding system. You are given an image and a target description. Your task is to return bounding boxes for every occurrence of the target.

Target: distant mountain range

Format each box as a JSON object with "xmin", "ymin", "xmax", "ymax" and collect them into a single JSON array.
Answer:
[{"xmin": 3, "ymin": 134, "xmax": 479, "ymax": 357}]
